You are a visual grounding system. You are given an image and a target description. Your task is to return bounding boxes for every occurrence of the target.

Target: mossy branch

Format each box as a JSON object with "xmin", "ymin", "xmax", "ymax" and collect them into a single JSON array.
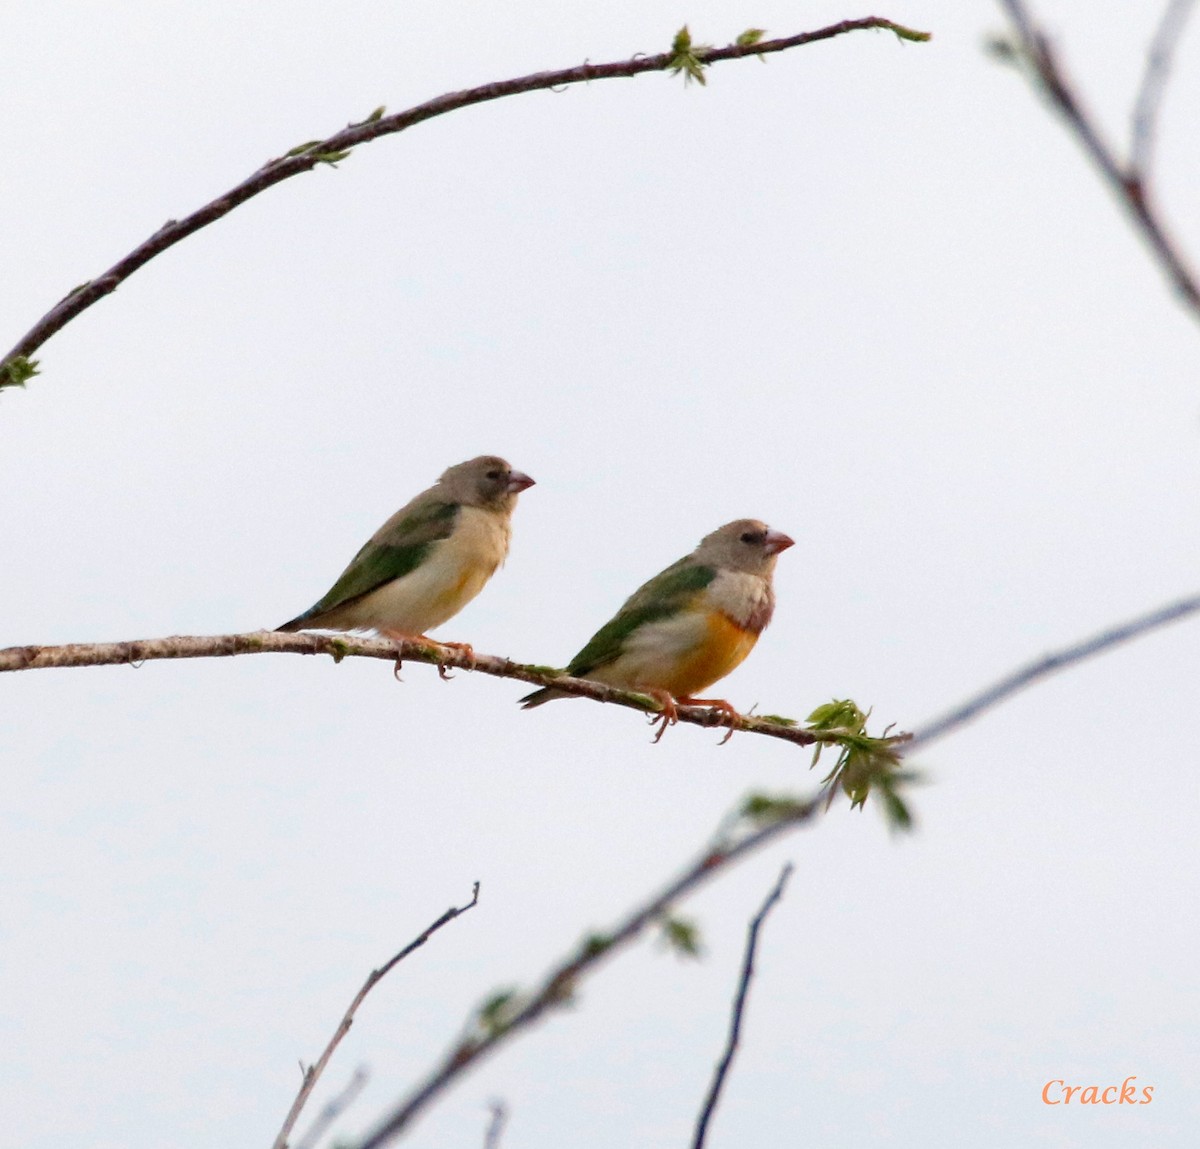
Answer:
[{"xmin": 0, "ymin": 629, "xmax": 911, "ymax": 766}]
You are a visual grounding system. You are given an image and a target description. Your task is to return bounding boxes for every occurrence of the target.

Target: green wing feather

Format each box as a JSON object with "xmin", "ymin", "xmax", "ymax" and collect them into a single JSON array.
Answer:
[
  {"xmin": 284, "ymin": 500, "xmax": 459, "ymax": 625},
  {"xmin": 567, "ymin": 559, "xmax": 717, "ymax": 676}
]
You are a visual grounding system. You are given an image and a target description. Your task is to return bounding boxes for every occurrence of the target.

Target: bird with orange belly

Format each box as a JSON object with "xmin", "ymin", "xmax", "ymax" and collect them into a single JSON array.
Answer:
[{"xmin": 519, "ymin": 519, "xmax": 794, "ymax": 740}]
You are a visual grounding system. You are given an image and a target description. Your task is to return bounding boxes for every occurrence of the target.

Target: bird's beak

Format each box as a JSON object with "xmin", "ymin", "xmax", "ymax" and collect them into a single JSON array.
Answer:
[
  {"xmin": 763, "ymin": 529, "xmax": 795, "ymax": 556},
  {"xmin": 507, "ymin": 471, "xmax": 536, "ymax": 493}
]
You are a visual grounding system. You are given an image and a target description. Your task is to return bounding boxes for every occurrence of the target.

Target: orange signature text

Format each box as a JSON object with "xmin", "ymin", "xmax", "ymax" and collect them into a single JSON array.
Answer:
[{"xmin": 1042, "ymin": 1076, "xmax": 1154, "ymax": 1105}]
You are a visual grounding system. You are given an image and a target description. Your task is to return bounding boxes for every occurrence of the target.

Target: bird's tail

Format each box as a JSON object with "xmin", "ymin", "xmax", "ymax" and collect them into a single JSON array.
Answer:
[
  {"xmin": 519, "ymin": 687, "xmax": 566, "ymax": 709},
  {"xmin": 274, "ymin": 611, "xmax": 312, "ymax": 632}
]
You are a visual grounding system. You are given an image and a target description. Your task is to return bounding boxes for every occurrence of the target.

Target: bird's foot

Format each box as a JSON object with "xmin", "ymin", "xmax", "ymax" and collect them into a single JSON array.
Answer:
[
  {"xmin": 679, "ymin": 696, "xmax": 741, "ymax": 744},
  {"xmin": 647, "ymin": 689, "xmax": 680, "ymax": 744},
  {"xmin": 379, "ymin": 630, "xmax": 423, "ymax": 681},
  {"xmin": 432, "ymin": 640, "xmax": 476, "ymax": 680}
]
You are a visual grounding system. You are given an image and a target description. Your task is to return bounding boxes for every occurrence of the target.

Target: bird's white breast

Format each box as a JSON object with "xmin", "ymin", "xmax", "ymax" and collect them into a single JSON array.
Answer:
[
  {"xmin": 350, "ymin": 505, "xmax": 511, "ymax": 635},
  {"xmin": 703, "ymin": 569, "xmax": 774, "ymax": 631}
]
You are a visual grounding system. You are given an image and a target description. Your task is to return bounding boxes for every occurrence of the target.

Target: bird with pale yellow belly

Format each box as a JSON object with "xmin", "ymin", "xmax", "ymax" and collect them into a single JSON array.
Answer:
[
  {"xmin": 277, "ymin": 455, "xmax": 534, "ymax": 659},
  {"xmin": 520, "ymin": 519, "xmax": 794, "ymax": 740}
]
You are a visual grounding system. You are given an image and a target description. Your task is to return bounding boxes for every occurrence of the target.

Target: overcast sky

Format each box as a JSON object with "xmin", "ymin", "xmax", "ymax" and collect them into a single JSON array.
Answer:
[{"xmin": 3, "ymin": 2, "xmax": 1198, "ymax": 1147}]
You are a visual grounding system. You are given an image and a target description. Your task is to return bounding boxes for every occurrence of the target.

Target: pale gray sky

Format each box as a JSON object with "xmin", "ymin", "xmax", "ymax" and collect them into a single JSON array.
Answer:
[{"xmin": 2, "ymin": 2, "xmax": 1198, "ymax": 1147}]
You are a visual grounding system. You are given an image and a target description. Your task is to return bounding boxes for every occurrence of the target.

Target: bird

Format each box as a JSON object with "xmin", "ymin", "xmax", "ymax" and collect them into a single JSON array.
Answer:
[
  {"xmin": 519, "ymin": 519, "xmax": 793, "ymax": 740},
  {"xmin": 277, "ymin": 455, "xmax": 534, "ymax": 660}
]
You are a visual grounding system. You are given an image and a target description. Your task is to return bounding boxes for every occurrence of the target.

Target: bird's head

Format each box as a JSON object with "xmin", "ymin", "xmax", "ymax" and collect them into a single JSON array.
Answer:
[
  {"xmin": 695, "ymin": 519, "xmax": 795, "ymax": 575},
  {"xmin": 441, "ymin": 455, "xmax": 536, "ymax": 510}
]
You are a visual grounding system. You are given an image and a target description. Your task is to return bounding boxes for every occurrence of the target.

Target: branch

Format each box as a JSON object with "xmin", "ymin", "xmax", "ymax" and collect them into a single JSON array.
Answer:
[
  {"xmin": 908, "ymin": 589, "xmax": 1200, "ymax": 750},
  {"xmin": 691, "ymin": 863, "xmax": 793, "ymax": 1149},
  {"xmin": 994, "ymin": 0, "xmax": 1200, "ymax": 318},
  {"xmin": 0, "ymin": 17, "xmax": 930, "ymax": 391},
  {"xmin": 271, "ymin": 883, "xmax": 480, "ymax": 1149},
  {"xmin": 1130, "ymin": 0, "xmax": 1197, "ymax": 178},
  {"xmin": 482, "ymin": 1101, "xmax": 508, "ymax": 1149},
  {"xmin": 0, "ymin": 629, "xmax": 844, "ymax": 749},
  {"xmin": 354, "ymin": 796, "xmax": 826, "ymax": 1148}
]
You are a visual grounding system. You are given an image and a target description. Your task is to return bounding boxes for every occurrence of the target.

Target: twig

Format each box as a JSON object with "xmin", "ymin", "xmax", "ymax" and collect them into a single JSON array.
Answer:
[
  {"xmin": 0, "ymin": 17, "xmax": 929, "ymax": 387},
  {"xmin": 995, "ymin": 0, "xmax": 1200, "ymax": 316},
  {"xmin": 482, "ymin": 1101, "xmax": 508, "ymax": 1149},
  {"xmin": 691, "ymin": 863, "xmax": 793, "ymax": 1149},
  {"xmin": 908, "ymin": 590, "xmax": 1200, "ymax": 750},
  {"xmin": 271, "ymin": 884, "xmax": 481, "ymax": 1149},
  {"xmin": 354, "ymin": 798, "xmax": 825, "ymax": 1147},
  {"xmin": 0, "ymin": 630, "xmax": 836, "ymax": 749},
  {"xmin": 293, "ymin": 1067, "xmax": 369, "ymax": 1149},
  {"xmin": 1130, "ymin": 0, "xmax": 1197, "ymax": 178}
]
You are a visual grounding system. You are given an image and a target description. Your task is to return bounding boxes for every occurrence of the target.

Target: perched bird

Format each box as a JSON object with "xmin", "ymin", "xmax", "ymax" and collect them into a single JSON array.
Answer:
[
  {"xmin": 277, "ymin": 455, "xmax": 534, "ymax": 654},
  {"xmin": 520, "ymin": 519, "xmax": 794, "ymax": 740}
]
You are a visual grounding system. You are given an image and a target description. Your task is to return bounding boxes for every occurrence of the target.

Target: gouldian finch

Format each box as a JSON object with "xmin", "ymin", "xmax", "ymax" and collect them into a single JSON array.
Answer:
[
  {"xmin": 277, "ymin": 456, "xmax": 534, "ymax": 652},
  {"xmin": 520, "ymin": 519, "xmax": 793, "ymax": 739}
]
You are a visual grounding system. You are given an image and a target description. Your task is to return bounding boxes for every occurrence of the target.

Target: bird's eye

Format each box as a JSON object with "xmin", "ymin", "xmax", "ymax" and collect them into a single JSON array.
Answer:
[
  {"xmin": 486, "ymin": 470, "xmax": 502, "ymax": 480},
  {"xmin": 740, "ymin": 531, "xmax": 758, "ymax": 544}
]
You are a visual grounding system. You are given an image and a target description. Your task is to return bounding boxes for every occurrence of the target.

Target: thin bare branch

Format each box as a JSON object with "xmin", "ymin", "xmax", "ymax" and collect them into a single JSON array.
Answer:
[
  {"xmin": 355, "ymin": 798, "xmax": 825, "ymax": 1148},
  {"xmin": 692, "ymin": 862, "xmax": 794, "ymax": 1149},
  {"xmin": 0, "ymin": 629, "xmax": 841, "ymax": 749},
  {"xmin": 1130, "ymin": 0, "xmax": 1197, "ymax": 178},
  {"xmin": 272, "ymin": 884, "xmax": 480, "ymax": 1149},
  {"xmin": 0, "ymin": 17, "xmax": 929, "ymax": 389},
  {"xmin": 482, "ymin": 1101, "xmax": 508, "ymax": 1149},
  {"xmin": 293, "ymin": 1067, "xmax": 369, "ymax": 1149},
  {"xmin": 994, "ymin": 0, "xmax": 1200, "ymax": 317},
  {"xmin": 908, "ymin": 590, "xmax": 1200, "ymax": 750}
]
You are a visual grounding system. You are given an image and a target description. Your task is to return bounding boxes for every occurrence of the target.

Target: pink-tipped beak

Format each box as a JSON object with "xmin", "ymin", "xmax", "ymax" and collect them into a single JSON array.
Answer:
[
  {"xmin": 763, "ymin": 529, "xmax": 795, "ymax": 556},
  {"xmin": 507, "ymin": 471, "xmax": 536, "ymax": 494}
]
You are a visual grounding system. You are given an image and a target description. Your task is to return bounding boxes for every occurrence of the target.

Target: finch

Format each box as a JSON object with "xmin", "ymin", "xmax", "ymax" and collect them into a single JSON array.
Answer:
[
  {"xmin": 277, "ymin": 455, "xmax": 534, "ymax": 646},
  {"xmin": 520, "ymin": 519, "xmax": 793, "ymax": 739}
]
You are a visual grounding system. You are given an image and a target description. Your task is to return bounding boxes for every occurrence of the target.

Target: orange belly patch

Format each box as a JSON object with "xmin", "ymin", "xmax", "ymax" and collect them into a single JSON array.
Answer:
[
  {"xmin": 659, "ymin": 611, "xmax": 759, "ymax": 698},
  {"xmin": 430, "ymin": 565, "xmax": 486, "ymax": 618}
]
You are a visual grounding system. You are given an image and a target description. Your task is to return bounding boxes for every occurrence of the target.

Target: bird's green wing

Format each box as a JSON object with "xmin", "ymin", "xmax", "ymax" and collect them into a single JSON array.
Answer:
[
  {"xmin": 567, "ymin": 559, "xmax": 717, "ymax": 676},
  {"xmin": 303, "ymin": 500, "xmax": 460, "ymax": 616}
]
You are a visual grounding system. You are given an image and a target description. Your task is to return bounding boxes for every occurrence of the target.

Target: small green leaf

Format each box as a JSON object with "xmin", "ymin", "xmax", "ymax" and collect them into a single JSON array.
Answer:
[
  {"xmin": 581, "ymin": 933, "xmax": 613, "ymax": 959},
  {"xmin": 285, "ymin": 139, "xmax": 324, "ymax": 157},
  {"xmin": 740, "ymin": 792, "xmax": 807, "ymax": 825},
  {"xmin": 806, "ymin": 698, "xmax": 869, "ymax": 732},
  {"xmin": 659, "ymin": 914, "xmax": 703, "ymax": 958},
  {"xmin": 736, "ymin": 28, "xmax": 765, "ymax": 47},
  {"xmin": 477, "ymin": 988, "xmax": 520, "ymax": 1037},
  {"xmin": 312, "ymin": 148, "xmax": 352, "ymax": 166},
  {"xmin": 0, "ymin": 355, "xmax": 40, "ymax": 391},
  {"xmin": 328, "ymin": 638, "xmax": 350, "ymax": 664},
  {"xmin": 799, "ymin": 699, "xmax": 915, "ymax": 824},
  {"xmin": 351, "ymin": 105, "xmax": 386, "ymax": 126},
  {"xmin": 667, "ymin": 24, "xmax": 712, "ymax": 86},
  {"xmin": 888, "ymin": 22, "xmax": 932, "ymax": 44}
]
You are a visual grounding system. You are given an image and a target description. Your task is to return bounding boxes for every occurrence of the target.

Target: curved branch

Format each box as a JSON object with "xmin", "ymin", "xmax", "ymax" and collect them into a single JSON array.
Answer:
[
  {"xmin": 0, "ymin": 17, "xmax": 929, "ymax": 388},
  {"xmin": 356, "ymin": 798, "xmax": 823, "ymax": 1148},
  {"xmin": 0, "ymin": 629, "xmax": 828, "ymax": 748},
  {"xmin": 995, "ymin": 0, "xmax": 1200, "ymax": 317},
  {"xmin": 272, "ymin": 883, "xmax": 480, "ymax": 1149}
]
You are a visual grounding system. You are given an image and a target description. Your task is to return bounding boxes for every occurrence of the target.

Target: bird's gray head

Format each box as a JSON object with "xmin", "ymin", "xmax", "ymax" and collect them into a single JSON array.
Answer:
[
  {"xmin": 694, "ymin": 519, "xmax": 795, "ymax": 575},
  {"xmin": 439, "ymin": 455, "xmax": 536, "ymax": 510}
]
